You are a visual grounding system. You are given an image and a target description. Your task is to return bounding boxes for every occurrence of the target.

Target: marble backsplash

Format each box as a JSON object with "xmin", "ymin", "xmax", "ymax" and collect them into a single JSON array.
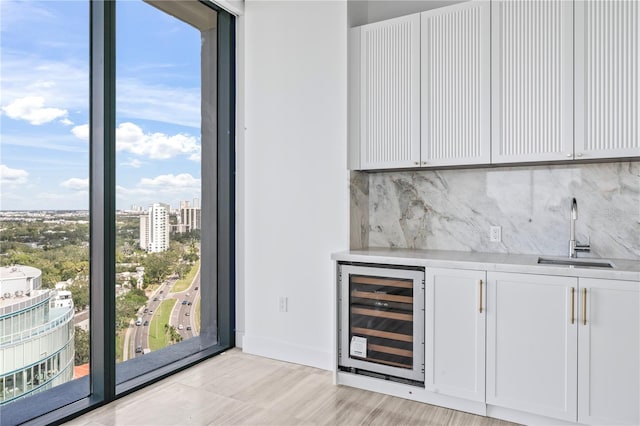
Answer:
[{"xmin": 350, "ymin": 161, "xmax": 640, "ymax": 260}]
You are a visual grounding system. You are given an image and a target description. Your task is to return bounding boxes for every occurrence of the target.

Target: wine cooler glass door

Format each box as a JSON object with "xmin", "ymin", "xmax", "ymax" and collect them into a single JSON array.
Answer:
[{"xmin": 340, "ymin": 264, "xmax": 425, "ymax": 382}]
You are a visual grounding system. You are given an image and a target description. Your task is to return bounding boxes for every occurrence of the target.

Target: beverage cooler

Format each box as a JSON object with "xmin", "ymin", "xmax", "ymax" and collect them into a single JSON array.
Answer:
[{"xmin": 338, "ymin": 263, "xmax": 425, "ymax": 384}]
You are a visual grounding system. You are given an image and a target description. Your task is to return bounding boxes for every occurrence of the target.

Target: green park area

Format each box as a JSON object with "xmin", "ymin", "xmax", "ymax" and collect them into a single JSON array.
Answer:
[
  {"xmin": 172, "ymin": 260, "xmax": 200, "ymax": 293},
  {"xmin": 148, "ymin": 299, "xmax": 177, "ymax": 351}
]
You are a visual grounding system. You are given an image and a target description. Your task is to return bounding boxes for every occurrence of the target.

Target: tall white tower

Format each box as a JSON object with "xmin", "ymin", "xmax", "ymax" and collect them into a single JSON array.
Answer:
[{"xmin": 140, "ymin": 203, "xmax": 170, "ymax": 253}]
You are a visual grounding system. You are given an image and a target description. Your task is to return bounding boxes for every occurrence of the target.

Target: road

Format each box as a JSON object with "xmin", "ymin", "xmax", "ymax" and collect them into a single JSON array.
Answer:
[
  {"xmin": 169, "ymin": 268, "xmax": 201, "ymax": 340},
  {"xmin": 126, "ymin": 268, "xmax": 201, "ymax": 359}
]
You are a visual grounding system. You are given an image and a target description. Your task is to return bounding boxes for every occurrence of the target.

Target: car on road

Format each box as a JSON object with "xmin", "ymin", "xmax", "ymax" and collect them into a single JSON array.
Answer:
[
  {"xmin": 159, "ymin": 290, "xmax": 163, "ymax": 294},
  {"xmin": 143, "ymin": 320, "xmax": 149, "ymax": 326},
  {"xmin": 186, "ymin": 293, "xmax": 190, "ymax": 297},
  {"xmin": 194, "ymin": 287, "xmax": 199, "ymax": 291},
  {"xmin": 153, "ymin": 297, "xmax": 158, "ymax": 301},
  {"xmin": 187, "ymin": 302, "xmax": 192, "ymax": 306},
  {"xmin": 185, "ymin": 312, "xmax": 190, "ymax": 316},
  {"xmin": 135, "ymin": 346, "xmax": 142, "ymax": 353},
  {"xmin": 182, "ymin": 300, "xmax": 187, "ymax": 305},
  {"xmin": 149, "ymin": 309, "xmax": 153, "ymax": 314},
  {"xmin": 178, "ymin": 324, "xmax": 183, "ymax": 330},
  {"xmin": 136, "ymin": 317, "xmax": 142, "ymax": 326},
  {"xmin": 186, "ymin": 326, "xmax": 192, "ymax": 331},
  {"xmin": 143, "ymin": 308, "xmax": 148, "ymax": 313}
]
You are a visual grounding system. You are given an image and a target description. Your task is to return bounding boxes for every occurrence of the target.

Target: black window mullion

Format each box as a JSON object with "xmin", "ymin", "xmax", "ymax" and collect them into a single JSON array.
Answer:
[
  {"xmin": 216, "ymin": 10, "xmax": 236, "ymax": 348},
  {"xmin": 90, "ymin": 0, "xmax": 116, "ymax": 403}
]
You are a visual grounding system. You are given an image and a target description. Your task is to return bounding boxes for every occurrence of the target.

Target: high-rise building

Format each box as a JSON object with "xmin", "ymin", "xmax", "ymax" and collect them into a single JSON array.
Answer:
[
  {"xmin": 0, "ymin": 265, "xmax": 75, "ymax": 405},
  {"xmin": 177, "ymin": 198, "xmax": 201, "ymax": 234},
  {"xmin": 139, "ymin": 215, "xmax": 149, "ymax": 251},
  {"xmin": 139, "ymin": 203, "xmax": 170, "ymax": 253}
]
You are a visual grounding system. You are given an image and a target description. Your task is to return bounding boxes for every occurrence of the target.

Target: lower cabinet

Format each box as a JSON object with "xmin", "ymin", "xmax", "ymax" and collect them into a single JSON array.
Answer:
[
  {"xmin": 339, "ymin": 262, "xmax": 639, "ymax": 425},
  {"xmin": 486, "ymin": 272, "xmax": 578, "ymax": 422},
  {"xmin": 578, "ymin": 278, "xmax": 640, "ymax": 425},
  {"xmin": 425, "ymin": 268, "xmax": 486, "ymax": 402},
  {"xmin": 486, "ymin": 272, "xmax": 640, "ymax": 425}
]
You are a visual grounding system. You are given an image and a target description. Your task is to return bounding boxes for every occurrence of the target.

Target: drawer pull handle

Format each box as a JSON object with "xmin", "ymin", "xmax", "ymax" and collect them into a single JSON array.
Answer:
[{"xmin": 479, "ymin": 280, "xmax": 483, "ymax": 313}]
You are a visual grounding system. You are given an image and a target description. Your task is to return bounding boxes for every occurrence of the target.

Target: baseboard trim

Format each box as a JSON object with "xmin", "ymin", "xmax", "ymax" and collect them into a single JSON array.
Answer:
[
  {"xmin": 337, "ymin": 371, "xmax": 486, "ymax": 417},
  {"xmin": 242, "ymin": 334, "xmax": 332, "ymax": 370}
]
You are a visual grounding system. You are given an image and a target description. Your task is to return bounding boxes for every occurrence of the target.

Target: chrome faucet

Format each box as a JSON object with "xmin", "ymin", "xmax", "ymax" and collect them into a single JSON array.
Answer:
[{"xmin": 569, "ymin": 197, "xmax": 590, "ymax": 258}]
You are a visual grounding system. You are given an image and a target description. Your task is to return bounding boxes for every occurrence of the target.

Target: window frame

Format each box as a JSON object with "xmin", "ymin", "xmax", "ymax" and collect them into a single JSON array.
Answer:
[{"xmin": 0, "ymin": 1, "xmax": 235, "ymax": 424}]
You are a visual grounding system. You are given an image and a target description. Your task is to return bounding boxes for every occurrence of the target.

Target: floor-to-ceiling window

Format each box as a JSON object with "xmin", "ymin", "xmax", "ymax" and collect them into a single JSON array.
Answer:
[
  {"xmin": 0, "ymin": 1, "xmax": 235, "ymax": 423},
  {"xmin": 0, "ymin": 0, "xmax": 91, "ymax": 410},
  {"xmin": 114, "ymin": 0, "xmax": 206, "ymax": 370}
]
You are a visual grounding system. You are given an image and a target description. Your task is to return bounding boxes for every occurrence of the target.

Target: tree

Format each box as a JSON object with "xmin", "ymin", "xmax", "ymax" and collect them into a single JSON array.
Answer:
[
  {"xmin": 115, "ymin": 288, "xmax": 147, "ymax": 329},
  {"xmin": 176, "ymin": 263, "xmax": 191, "ymax": 279},
  {"xmin": 183, "ymin": 241, "xmax": 199, "ymax": 263},
  {"xmin": 68, "ymin": 280, "xmax": 89, "ymax": 311},
  {"xmin": 74, "ymin": 327, "xmax": 90, "ymax": 365},
  {"xmin": 142, "ymin": 253, "xmax": 171, "ymax": 285},
  {"xmin": 164, "ymin": 324, "xmax": 183, "ymax": 344}
]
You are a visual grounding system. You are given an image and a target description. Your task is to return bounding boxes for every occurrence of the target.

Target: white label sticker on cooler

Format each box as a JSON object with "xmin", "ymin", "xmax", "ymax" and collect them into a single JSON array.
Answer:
[{"xmin": 350, "ymin": 336, "xmax": 367, "ymax": 358}]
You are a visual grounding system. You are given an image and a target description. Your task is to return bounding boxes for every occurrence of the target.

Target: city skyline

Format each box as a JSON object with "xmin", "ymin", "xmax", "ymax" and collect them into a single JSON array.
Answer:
[{"xmin": 0, "ymin": 1, "xmax": 203, "ymax": 211}]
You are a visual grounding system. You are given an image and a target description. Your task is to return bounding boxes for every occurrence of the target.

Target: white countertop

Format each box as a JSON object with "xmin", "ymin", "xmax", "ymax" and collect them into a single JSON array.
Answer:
[{"xmin": 332, "ymin": 248, "xmax": 640, "ymax": 282}]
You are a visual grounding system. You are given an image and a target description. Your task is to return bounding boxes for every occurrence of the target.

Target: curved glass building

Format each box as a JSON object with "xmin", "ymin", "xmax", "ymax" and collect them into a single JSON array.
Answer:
[{"xmin": 0, "ymin": 265, "xmax": 75, "ymax": 405}]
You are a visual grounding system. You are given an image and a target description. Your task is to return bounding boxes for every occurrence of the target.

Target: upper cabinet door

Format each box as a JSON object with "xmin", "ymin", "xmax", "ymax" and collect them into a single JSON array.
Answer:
[
  {"xmin": 575, "ymin": 1, "xmax": 640, "ymax": 160},
  {"xmin": 491, "ymin": 0, "xmax": 574, "ymax": 163},
  {"xmin": 360, "ymin": 14, "xmax": 421, "ymax": 169},
  {"xmin": 421, "ymin": 1, "xmax": 490, "ymax": 167}
]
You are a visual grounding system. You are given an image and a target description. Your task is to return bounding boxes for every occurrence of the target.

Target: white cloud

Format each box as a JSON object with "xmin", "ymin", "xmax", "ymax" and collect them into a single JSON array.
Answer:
[
  {"xmin": 117, "ymin": 78, "xmax": 200, "ymax": 129},
  {"xmin": 60, "ymin": 117, "xmax": 74, "ymax": 126},
  {"xmin": 116, "ymin": 173, "xmax": 200, "ymax": 197},
  {"xmin": 71, "ymin": 124, "xmax": 89, "ymax": 141},
  {"xmin": 2, "ymin": 96, "xmax": 68, "ymax": 125},
  {"xmin": 116, "ymin": 173, "xmax": 200, "ymax": 209},
  {"xmin": 70, "ymin": 122, "xmax": 200, "ymax": 160},
  {"xmin": 0, "ymin": 53, "xmax": 88, "ymax": 112},
  {"xmin": 139, "ymin": 173, "xmax": 200, "ymax": 190},
  {"xmin": 116, "ymin": 122, "xmax": 200, "ymax": 160},
  {"xmin": 120, "ymin": 158, "xmax": 143, "ymax": 168},
  {"xmin": 0, "ymin": 164, "xmax": 29, "ymax": 185},
  {"xmin": 61, "ymin": 177, "xmax": 89, "ymax": 191}
]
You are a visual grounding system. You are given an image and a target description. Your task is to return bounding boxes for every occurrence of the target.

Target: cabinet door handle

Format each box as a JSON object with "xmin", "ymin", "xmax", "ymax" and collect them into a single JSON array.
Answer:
[
  {"xmin": 583, "ymin": 288, "xmax": 587, "ymax": 325},
  {"xmin": 570, "ymin": 287, "xmax": 575, "ymax": 324},
  {"xmin": 479, "ymin": 280, "xmax": 483, "ymax": 313}
]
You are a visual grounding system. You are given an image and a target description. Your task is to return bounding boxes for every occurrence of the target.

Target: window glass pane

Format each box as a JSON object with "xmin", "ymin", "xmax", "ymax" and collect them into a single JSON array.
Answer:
[
  {"xmin": 0, "ymin": 0, "xmax": 90, "ymax": 406},
  {"xmin": 115, "ymin": 0, "xmax": 215, "ymax": 373}
]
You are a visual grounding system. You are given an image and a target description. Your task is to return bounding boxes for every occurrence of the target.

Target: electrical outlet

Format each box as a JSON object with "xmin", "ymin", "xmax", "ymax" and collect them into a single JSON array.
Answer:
[
  {"xmin": 278, "ymin": 296, "xmax": 288, "ymax": 312},
  {"xmin": 490, "ymin": 226, "xmax": 502, "ymax": 242}
]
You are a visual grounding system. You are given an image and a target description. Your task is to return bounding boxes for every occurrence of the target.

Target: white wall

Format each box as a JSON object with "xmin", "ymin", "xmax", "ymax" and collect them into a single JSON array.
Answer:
[{"xmin": 239, "ymin": 0, "xmax": 349, "ymax": 370}]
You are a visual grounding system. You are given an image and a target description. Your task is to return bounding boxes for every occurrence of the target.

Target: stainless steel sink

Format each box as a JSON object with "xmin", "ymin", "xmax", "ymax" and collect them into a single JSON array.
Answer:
[{"xmin": 537, "ymin": 257, "xmax": 614, "ymax": 268}]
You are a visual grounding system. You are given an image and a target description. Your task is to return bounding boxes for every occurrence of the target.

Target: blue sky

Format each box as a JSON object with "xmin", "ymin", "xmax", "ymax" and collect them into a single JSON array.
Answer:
[{"xmin": 1, "ymin": 0, "xmax": 202, "ymax": 211}]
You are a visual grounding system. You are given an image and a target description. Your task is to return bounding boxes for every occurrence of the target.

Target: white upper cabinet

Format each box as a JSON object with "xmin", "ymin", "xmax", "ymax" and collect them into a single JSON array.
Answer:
[
  {"xmin": 421, "ymin": 1, "xmax": 491, "ymax": 167},
  {"xmin": 425, "ymin": 268, "xmax": 486, "ymax": 402},
  {"xmin": 574, "ymin": 1, "xmax": 640, "ymax": 159},
  {"xmin": 359, "ymin": 14, "xmax": 421, "ymax": 169},
  {"xmin": 491, "ymin": 0, "xmax": 574, "ymax": 163},
  {"xmin": 577, "ymin": 278, "xmax": 640, "ymax": 426},
  {"xmin": 349, "ymin": 0, "xmax": 638, "ymax": 170}
]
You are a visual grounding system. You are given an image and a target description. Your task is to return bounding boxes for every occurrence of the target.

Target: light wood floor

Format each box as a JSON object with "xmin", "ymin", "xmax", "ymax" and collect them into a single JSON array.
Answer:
[{"xmin": 66, "ymin": 349, "xmax": 518, "ymax": 426}]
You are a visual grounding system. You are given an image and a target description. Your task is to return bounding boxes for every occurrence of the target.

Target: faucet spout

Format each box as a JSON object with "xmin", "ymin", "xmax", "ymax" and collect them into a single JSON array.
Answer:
[{"xmin": 569, "ymin": 197, "xmax": 590, "ymax": 258}]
